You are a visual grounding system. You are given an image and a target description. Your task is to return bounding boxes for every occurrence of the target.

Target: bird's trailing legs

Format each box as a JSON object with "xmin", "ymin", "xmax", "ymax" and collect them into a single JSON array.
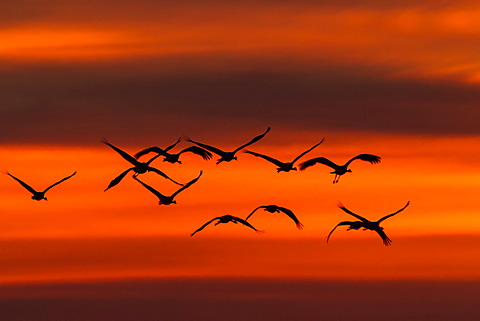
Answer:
[{"xmin": 332, "ymin": 173, "xmax": 341, "ymax": 184}]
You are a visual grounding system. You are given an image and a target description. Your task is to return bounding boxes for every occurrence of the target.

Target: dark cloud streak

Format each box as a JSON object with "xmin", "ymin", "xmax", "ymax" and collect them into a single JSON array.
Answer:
[
  {"xmin": 1, "ymin": 58, "xmax": 479, "ymax": 145},
  {"xmin": 1, "ymin": 279, "xmax": 480, "ymax": 321}
]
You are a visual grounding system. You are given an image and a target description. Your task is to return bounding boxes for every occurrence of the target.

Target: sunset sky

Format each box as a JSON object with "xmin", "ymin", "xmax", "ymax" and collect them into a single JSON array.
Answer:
[{"xmin": 1, "ymin": 1, "xmax": 480, "ymax": 320}]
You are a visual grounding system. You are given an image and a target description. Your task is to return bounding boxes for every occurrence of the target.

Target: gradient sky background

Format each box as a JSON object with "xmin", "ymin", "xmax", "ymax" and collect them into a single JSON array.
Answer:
[{"xmin": 1, "ymin": 1, "xmax": 480, "ymax": 320}]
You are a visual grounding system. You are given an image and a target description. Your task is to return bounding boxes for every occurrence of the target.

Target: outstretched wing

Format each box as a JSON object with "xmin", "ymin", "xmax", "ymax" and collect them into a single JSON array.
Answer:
[
  {"xmin": 299, "ymin": 157, "xmax": 338, "ymax": 171},
  {"xmin": 245, "ymin": 150, "xmax": 284, "ymax": 167},
  {"xmin": 104, "ymin": 168, "xmax": 133, "ymax": 191},
  {"xmin": 4, "ymin": 172, "xmax": 37, "ymax": 194},
  {"xmin": 337, "ymin": 202, "xmax": 370, "ymax": 223},
  {"xmin": 178, "ymin": 146, "xmax": 213, "ymax": 160},
  {"xmin": 43, "ymin": 171, "xmax": 76, "ymax": 193},
  {"xmin": 185, "ymin": 137, "xmax": 226, "ymax": 157},
  {"xmin": 345, "ymin": 154, "xmax": 381, "ymax": 167},
  {"xmin": 133, "ymin": 176, "xmax": 165, "ymax": 200},
  {"xmin": 134, "ymin": 146, "xmax": 168, "ymax": 159},
  {"xmin": 171, "ymin": 171, "xmax": 203, "ymax": 198},
  {"xmin": 147, "ymin": 167, "xmax": 183, "ymax": 186},
  {"xmin": 232, "ymin": 216, "xmax": 264, "ymax": 233},
  {"xmin": 190, "ymin": 217, "xmax": 220, "ymax": 237},
  {"xmin": 277, "ymin": 206, "xmax": 304, "ymax": 230},
  {"xmin": 164, "ymin": 137, "xmax": 182, "ymax": 152},
  {"xmin": 326, "ymin": 221, "xmax": 351, "ymax": 243},
  {"xmin": 291, "ymin": 138, "xmax": 325, "ymax": 164},
  {"xmin": 232, "ymin": 127, "xmax": 271, "ymax": 153},
  {"xmin": 245, "ymin": 206, "xmax": 266, "ymax": 221},
  {"xmin": 377, "ymin": 201, "xmax": 410, "ymax": 223},
  {"xmin": 374, "ymin": 228, "xmax": 393, "ymax": 246},
  {"xmin": 101, "ymin": 137, "xmax": 139, "ymax": 166}
]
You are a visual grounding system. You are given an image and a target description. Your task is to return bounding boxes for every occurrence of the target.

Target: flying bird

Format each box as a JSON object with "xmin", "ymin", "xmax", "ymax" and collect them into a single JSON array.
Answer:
[
  {"xmin": 327, "ymin": 201, "xmax": 410, "ymax": 246},
  {"xmin": 133, "ymin": 171, "xmax": 203, "ymax": 205},
  {"xmin": 101, "ymin": 137, "xmax": 183, "ymax": 191},
  {"xmin": 299, "ymin": 154, "xmax": 381, "ymax": 183},
  {"xmin": 190, "ymin": 214, "xmax": 264, "ymax": 236},
  {"xmin": 134, "ymin": 137, "xmax": 212, "ymax": 164},
  {"xmin": 185, "ymin": 127, "xmax": 271, "ymax": 164},
  {"xmin": 4, "ymin": 171, "xmax": 76, "ymax": 201},
  {"xmin": 245, "ymin": 138, "xmax": 324, "ymax": 172},
  {"xmin": 245, "ymin": 205, "xmax": 304, "ymax": 229}
]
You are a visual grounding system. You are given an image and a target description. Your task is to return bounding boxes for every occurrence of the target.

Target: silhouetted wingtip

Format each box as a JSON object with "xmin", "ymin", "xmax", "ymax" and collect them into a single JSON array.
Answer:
[
  {"xmin": 197, "ymin": 149, "xmax": 213, "ymax": 160},
  {"xmin": 104, "ymin": 183, "xmax": 116, "ymax": 192},
  {"xmin": 315, "ymin": 137, "xmax": 325, "ymax": 145},
  {"xmin": 298, "ymin": 159, "xmax": 315, "ymax": 171},
  {"xmin": 256, "ymin": 230, "xmax": 266, "ymax": 234},
  {"xmin": 296, "ymin": 222, "xmax": 304, "ymax": 230}
]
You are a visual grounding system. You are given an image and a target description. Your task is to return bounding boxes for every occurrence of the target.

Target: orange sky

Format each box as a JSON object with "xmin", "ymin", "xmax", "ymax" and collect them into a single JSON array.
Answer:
[
  {"xmin": 1, "ymin": 134, "xmax": 480, "ymax": 240},
  {"xmin": 1, "ymin": 133, "xmax": 480, "ymax": 283},
  {"xmin": 2, "ymin": 1, "xmax": 480, "ymax": 82},
  {"xmin": 1, "ymin": 0, "xmax": 480, "ymax": 303}
]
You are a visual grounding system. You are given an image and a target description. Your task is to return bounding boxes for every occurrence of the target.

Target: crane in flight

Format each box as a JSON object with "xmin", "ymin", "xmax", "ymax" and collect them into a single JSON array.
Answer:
[
  {"xmin": 245, "ymin": 138, "xmax": 324, "ymax": 173},
  {"xmin": 102, "ymin": 138, "xmax": 183, "ymax": 191},
  {"xmin": 245, "ymin": 205, "xmax": 304, "ymax": 230},
  {"xmin": 185, "ymin": 127, "xmax": 270, "ymax": 164},
  {"xmin": 133, "ymin": 171, "xmax": 202, "ymax": 205},
  {"xmin": 4, "ymin": 171, "xmax": 76, "ymax": 201},
  {"xmin": 190, "ymin": 214, "xmax": 264, "ymax": 236},
  {"xmin": 134, "ymin": 137, "xmax": 212, "ymax": 164},
  {"xmin": 299, "ymin": 154, "xmax": 381, "ymax": 183},
  {"xmin": 327, "ymin": 201, "xmax": 410, "ymax": 246}
]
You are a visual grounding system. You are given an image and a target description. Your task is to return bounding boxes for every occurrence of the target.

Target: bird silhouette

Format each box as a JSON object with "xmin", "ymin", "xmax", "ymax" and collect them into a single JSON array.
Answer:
[
  {"xmin": 133, "ymin": 170, "xmax": 203, "ymax": 205},
  {"xmin": 185, "ymin": 127, "xmax": 271, "ymax": 164},
  {"xmin": 4, "ymin": 171, "xmax": 76, "ymax": 201},
  {"xmin": 101, "ymin": 137, "xmax": 183, "ymax": 191},
  {"xmin": 245, "ymin": 205, "xmax": 304, "ymax": 229},
  {"xmin": 134, "ymin": 137, "xmax": 213, "ymax": 164},
  {"xmin": 245, "ymin": 138, "xmax": 324, "ymax": 172},
  {"xmin": 190, "ymin": 214, "xmax": 264, "ymax": 236},
  {"xmin": 327, "ymin": 201, "xmax": 410, "ymax": 246},
  {"xmin": 299, "ymin": 154, "xmax": 381, "ymax": 183}
]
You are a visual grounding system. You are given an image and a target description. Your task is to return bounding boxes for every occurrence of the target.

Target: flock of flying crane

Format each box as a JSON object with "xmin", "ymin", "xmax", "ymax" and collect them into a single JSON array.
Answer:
[{"xmin": 3, "ymin": 127, "xmax": 410, "ymax": 246}]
